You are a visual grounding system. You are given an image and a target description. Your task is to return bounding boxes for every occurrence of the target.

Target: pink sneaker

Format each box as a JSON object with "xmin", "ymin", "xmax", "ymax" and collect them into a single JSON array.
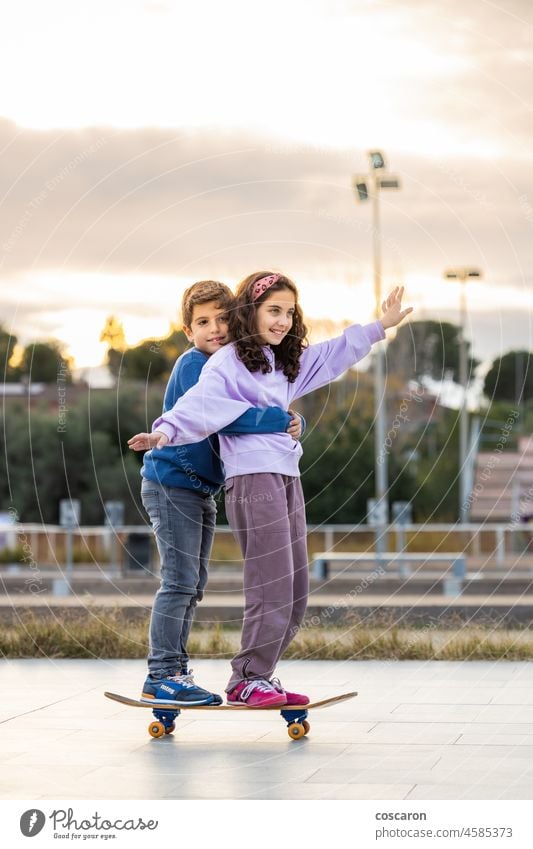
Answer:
[
  {"xmin": 270, "ymin": 677, "xmax": 310, "ymax": 705},
  {"xmin": 227, "ymin": 678, "xmax": 287, "ymax": 707}
]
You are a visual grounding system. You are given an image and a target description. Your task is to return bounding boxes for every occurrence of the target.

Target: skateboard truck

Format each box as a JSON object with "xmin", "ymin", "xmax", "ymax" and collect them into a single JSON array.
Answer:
[
  {"xmin": 280, "ymin": 708, "xmax": 310, "ymax": 739},
  {"xmin": 149, "ymin": 708, "xmax": 180, "ymax": 738},
  {"xmin": 149, "ymin": 705, "xmax": 311, "ymax": 739}
]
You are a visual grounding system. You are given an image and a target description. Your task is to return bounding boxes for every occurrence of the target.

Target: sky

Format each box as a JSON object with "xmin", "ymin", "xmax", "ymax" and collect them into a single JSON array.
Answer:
[{"xmin": 1, "ymin": 0, "xmax": 533, "ymax": 378}]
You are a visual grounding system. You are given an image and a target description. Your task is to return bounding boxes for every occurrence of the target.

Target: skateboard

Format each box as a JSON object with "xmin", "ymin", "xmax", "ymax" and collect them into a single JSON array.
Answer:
[{"xmin": 104, "ymin": 690, "xmax": 357, "ymax": 740}]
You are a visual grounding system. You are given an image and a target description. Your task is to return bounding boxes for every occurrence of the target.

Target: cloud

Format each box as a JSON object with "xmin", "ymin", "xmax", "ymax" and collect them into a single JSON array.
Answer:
[{"xmin": 0, "ymin": 117, "xmax": 531, "ymax": 287}]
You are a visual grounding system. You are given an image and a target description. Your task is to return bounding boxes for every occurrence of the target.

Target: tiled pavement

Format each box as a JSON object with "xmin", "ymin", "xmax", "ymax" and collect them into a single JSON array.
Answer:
[{"xmin": 1, "ymin": 658, "xmax": 533, "ymax": 800}]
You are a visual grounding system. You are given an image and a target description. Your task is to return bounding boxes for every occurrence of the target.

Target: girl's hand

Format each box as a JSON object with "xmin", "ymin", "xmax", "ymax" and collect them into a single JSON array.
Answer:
[
  {"xmin": 381, "ymin": 286, "xmax": 413, "ymax": 329},
  {"xmin": 287, "ymin": 409, "xmax": 303, "ymax": 440},
  {"xmin": 128, "ymin": 431, "xmax": 169, "ymax": 451}
]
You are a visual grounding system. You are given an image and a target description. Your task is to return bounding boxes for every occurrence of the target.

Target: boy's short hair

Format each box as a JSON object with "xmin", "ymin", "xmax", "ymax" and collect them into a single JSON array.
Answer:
[{"xmin": 181, "ymin": 280, "xmax": 234, "ymax": 328}]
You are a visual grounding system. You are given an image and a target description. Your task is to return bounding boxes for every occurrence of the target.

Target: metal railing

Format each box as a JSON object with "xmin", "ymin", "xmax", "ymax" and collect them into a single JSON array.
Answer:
[{"xmin": 0, "ymin": 521, "xmax": 531, "ymax": 571}]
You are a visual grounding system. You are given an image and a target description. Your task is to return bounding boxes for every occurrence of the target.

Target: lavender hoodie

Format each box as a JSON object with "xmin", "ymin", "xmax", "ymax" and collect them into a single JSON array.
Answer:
[{"xmin": 153, "ymin": 321, "xmax": 385, "ymax": 479}]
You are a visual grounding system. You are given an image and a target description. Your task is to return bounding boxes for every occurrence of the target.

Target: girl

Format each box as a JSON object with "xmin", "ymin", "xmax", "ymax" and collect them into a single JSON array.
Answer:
[{"xmin": 129, "ymin": 272, "xmax": 412, "ymax": 707}]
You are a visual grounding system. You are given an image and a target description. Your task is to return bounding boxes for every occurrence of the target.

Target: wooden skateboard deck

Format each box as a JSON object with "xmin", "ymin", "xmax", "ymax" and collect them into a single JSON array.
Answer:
[
  {"xmin": 104, "ymin": 690, "xmax": 357, "ymax": 740},
  {"xmin": 105, "ymin": 690, "xmax": 356, "ymax": 711}
]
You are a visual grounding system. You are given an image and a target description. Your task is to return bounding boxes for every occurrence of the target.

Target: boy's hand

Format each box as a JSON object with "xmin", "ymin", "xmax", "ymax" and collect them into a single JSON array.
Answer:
[
  {"xmin": 287, "ymin": 409, "xmax": 303, "ymax": 441},
  {"xmin": 381, "ymin": 286, "xmax": 413, "ymax": 329},
  {"xmin": 128, "ymin": 431, "xmax": 169, "ymax": 451}
]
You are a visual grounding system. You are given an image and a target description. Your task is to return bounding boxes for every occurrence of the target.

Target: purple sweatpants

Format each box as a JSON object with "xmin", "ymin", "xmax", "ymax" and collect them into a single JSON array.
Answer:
[{"xmin": 224, "ymin": 472, "xmax": 309, "ymax": 692}]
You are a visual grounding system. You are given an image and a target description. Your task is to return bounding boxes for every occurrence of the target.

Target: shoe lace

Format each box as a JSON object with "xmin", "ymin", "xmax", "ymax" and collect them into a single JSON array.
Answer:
[
  {"xmin": 166, "ymin": 673, "xmax": 195, "ymax": 689},
  {"xmin": 240, "ymin": 678, "xmax": 276, "ymax": 701},
  {"xmin": 270, "ymin": 677, "xmax": 284, "ymax": 692}
]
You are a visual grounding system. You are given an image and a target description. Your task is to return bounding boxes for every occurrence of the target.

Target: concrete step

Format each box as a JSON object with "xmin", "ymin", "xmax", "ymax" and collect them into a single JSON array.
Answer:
[
  {"xmin": 3, "ymin": 574, "xmax": 533, "ymax": 597},
  {"xmin": 2, "ymin": 594, "xmax": 533, "ymax": 626}
]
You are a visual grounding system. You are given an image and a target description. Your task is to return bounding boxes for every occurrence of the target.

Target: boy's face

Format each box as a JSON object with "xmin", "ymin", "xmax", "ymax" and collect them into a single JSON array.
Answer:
[{"xmin": 183, "ymin": 300, "xmax": 229, "ymax": 355}]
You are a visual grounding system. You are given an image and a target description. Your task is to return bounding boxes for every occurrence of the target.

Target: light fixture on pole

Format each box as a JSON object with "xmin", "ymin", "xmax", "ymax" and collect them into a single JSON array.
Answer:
[
  {"xmin": 443, "ymin": 266, "xmax": 482, "ymax": 523},
  {"xmin": 353, "ymin": 151, "xmax": 401, "ymax": 552}
]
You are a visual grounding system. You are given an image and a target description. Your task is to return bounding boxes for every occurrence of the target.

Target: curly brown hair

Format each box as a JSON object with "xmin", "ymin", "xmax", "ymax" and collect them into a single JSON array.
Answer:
[
  {"xmin": 181, "ymin": 280, "xmax": 234, "ymax": 328},
  {"xmin": 229, "ymin": 271, "xmax": 308, "ymax": 382}
]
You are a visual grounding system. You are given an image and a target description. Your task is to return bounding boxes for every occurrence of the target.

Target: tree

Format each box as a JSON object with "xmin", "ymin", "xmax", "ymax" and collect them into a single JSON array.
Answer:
[
  {"xmin": 101, "ymin": 315, "xmax": 127, "ymax": 380},
  {"xmin": 385, "ymin": 320, "xmax": 478, "ymax": 384},
  {"xmin": 0, "ymin": 325, "xmax": 21, "ymax": 381},
  {"xmin": 408, "ymin": 407, "xmax": 461, "ymax": 521},
  {"xmin": 100, "ymin": 315, "xmax": 126, "ymax": 351},
  {"xmin": 19, "ymin": 341, "xmax": 73, "ymax": 383},
  {"xmin": 106, "ymin": 341, "xmax": 168, "ymax": 382},
  {"xmin": 300, "ymin": 407, "xmax": 416, "ymax": 523},
  {"xmin": 85, "ymin": 385, "xmax": 164, "ymax": 452},
  {"xmin": 120, "ymin": 341, "xmax": 169, "ymax": 382},
  {"xmin": 0, "ymin": 387, "xmax": 163, "ymax": 523},
  {"xmin": 158, "ymin": 325, "xmax": 189, "ymax": 365},
  {"xmin": 483, "ymin": 350, "xmax": 533, "ymax": 404},
  {"xmin": 105, "ymin": 324, "xmax": 189, "ymax": 383}
]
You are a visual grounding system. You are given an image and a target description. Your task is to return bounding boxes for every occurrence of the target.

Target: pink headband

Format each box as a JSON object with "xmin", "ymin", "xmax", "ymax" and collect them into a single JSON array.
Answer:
[{"xmin": 251, "ymin": 273, "xmax": 281, "ymax": 301}]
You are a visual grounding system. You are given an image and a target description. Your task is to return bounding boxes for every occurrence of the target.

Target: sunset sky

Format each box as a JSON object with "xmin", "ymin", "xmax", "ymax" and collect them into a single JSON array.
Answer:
[{"xmin": 1, "ymin": 0, "xmax": 532, "ymax": 379}]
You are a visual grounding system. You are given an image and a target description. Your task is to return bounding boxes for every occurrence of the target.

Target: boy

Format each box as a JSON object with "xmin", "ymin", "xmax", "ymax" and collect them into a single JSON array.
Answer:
[{"xmin": 140, "ymin": 280, "xmax": 303, "ymax": 705}]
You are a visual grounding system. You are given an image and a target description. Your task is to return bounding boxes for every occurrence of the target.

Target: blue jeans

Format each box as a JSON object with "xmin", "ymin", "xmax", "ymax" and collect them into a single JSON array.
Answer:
[{"xmin": 141, "ymin": 479, "xmax": 216, "ymax": 678}]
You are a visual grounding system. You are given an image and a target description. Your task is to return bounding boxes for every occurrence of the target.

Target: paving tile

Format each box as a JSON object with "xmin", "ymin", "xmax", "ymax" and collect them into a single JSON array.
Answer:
[
  {"xmin": 56, "ymin": 747, "xmax": 349, "ymax": 787},
  {"xmin": 390, "ymin": 703, "xmax": 484, "ymax": 721},
  {"xmin": 407, "ymin": 783, "xmax": 533, "ymax": 800},
  {"xmin": 6, "ymin": 740, "xmax": 148, "ymax": 767},
  {"xmin": 157, "ymin": 719, "xmax": 272, "ymax": 742},
  {"xmin": 162, "ymin": 781, "xmax": 415, "ymax": 800},
  {"xmin": 436, "ymin": 755, "xmax": 533, "ymax": 779},
  {"xmin": 404, "ymin": 689, "xmax": 496, "ymax": 704},
  {"xmin": 329, "ymin": 749, "xmax": 442, "ymax": 770},
  {"xmin": 429, "ymin": 760, "xmax": 533, "ymax": 782},
  {"xmin": 340, "ymin": 703, "xmax": 400, "ymax": 721},
  {"xmin": 456, "ymin": 733, "xmax": 533, "ymax": 747},
  {"xmin": 41, "ymin": 770, "xmax": 186, "ymax": 800},
  {"xmin": 422, "ymin": 723, "xmax": 533, "ymax": 737},
  {"xmin": 309, "ymin": 762, "xmax": 529, "ymax": 788},
  {"xmin": 366, "ymin": 722, "xmax": 462, "ymax": 745},
  {"xmin": 491, "ymin": 691, "xmax": 533, "ymax": 705},
  {"xmin": 0, "ymin": 765, "xmax": 99, "ymax": 799},
  {"xmin": 474, "ymin": 705, "xmax": 533, "ymax": 723},
  {"xmin": 442, "ymin": 743, "xmax": 533, "ymax": 759},
  {"xmin": 344, "ymin": 742, "xmax": 448, "ymax": 757},
  {"xmin": 306, "ymin": 767, "xmax": 445, "ymax": 785},
  {"xmin": 260, "ymin": 721, "xmax": 375, "ymax": 744}
]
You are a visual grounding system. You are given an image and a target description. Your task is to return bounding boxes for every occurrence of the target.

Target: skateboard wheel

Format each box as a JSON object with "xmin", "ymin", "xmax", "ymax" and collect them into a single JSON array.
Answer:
[
  {"xmin": 148, "ymin": 721, "xmax": 165, "ymax": 738},
  {"xmin": 288, "ymin": 722, "xmax": 305, "ymax": 740},
  {"xmin": 302, "ymin": 720, "xmax": 310, "ymax": 735},
  {"xmin": 164, "ymin": 722, "xmax": 176, "ymax": 734}
]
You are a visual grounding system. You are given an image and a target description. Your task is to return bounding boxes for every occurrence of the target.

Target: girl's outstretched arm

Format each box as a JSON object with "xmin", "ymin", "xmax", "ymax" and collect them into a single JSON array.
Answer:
[{"xmin": 290, "ymin": 286, "xmax": 412, "ymax": 402}]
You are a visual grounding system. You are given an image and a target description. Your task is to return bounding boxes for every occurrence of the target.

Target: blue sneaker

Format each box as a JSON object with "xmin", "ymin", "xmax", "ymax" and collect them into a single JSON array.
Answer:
[{"xmin": 141, "ymin": 669, "xmax": 222, "ymax": 706}]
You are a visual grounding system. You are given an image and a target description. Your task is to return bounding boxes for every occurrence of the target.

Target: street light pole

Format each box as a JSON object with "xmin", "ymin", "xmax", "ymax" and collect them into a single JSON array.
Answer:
[
  {"xmin": 458, "ymin": 275, "xmax": 468, "ymax": 523},
  {"xmin": 371, "ymin": 172, "xmax": 388, "ymax": 553},
  {"xmin": 354, "ymin": 152, "xmax": 401, "ymax": 553},
  {"xmin": 444, "ymin": 267, "xmax": 482, "ymax": 523}
]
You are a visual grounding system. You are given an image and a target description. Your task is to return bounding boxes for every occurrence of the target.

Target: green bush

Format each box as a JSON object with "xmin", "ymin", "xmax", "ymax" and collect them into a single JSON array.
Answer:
[{"xmin": 0, "ymin": 545, "xmax": 26, "ymax": 564}]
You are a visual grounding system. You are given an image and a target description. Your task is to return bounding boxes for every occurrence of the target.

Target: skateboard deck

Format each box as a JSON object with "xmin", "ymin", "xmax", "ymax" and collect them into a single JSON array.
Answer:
[{"xmin": 104, "ymin": 690, "xmax": 357, "ymax": 740}]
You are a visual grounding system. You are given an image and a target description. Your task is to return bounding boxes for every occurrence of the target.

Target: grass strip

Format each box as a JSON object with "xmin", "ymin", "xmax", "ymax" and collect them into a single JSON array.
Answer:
[{"xmin": 1, "ymin": 608, "xmax": 532, "ymax": 661}]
